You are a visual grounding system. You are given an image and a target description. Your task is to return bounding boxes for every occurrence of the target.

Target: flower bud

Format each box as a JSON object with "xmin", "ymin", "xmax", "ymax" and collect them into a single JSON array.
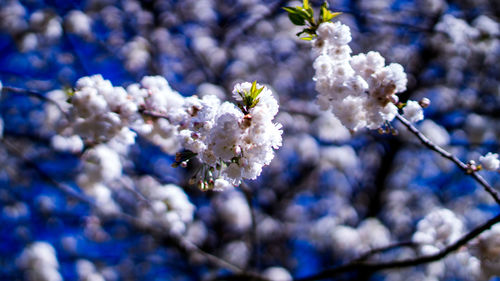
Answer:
[{"xmin": 419, "ymin": 97, "xmax": 431, "ymax": 108}]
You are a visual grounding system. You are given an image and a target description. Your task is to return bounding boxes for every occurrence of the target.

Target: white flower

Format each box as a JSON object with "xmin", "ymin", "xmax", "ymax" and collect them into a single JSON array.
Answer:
[
  {"xmin": 184, "ymin": 82, "xmax": 282, "ymax": 187},
  {"xmin": 312, "ymin": 22, "xmax": 409, "ymax": 131},
  {"xmin": 137, "ymin": 176, "xmax": 195, "ymax": 235},
  {"xmin": 316, "ymin": 21, "xmax": 352, "ymax": 46},
  {"xmin": 57, "ymin": 75, "xmax": 281, "ymax": 191},
  {"xmin": 64, "ymin": 10, "xmax": 91, "ymax": 37},
  {"xmin": 76, "ymin": 259, "xmax": 105, "ymax": 281},
  {"xmin": 17, "ymin": 242, "xmax": 63, "ymax": 281},
  {"xmin": 214, "ymin": 191, "xmax": 251, "ymax": 231},
  {"xmin": 77, "ymin": 144, "xmax": 122, "ymax": 188},
  {"xmin": 331, "ymin": 225, "xmax": 362, "ymax": 255},
  {"xmin": 479, "ymin": 152, "xmax": 500, "ymax": 171},
  {"xmin": 263, "ymin": 267, "xmax": 292, "ymax": 281},
  {"xmin": 412, "ymin": 208, "xmax": 463, "ymax": 252},
  {"xmin": 320, "ymin": 145, "xmax": 359, "ymax": 171},
  {"xmin": 470, "ymin": 224, "xmax": 500, "ymax": 279},
  {"xmin": 403, "ymin": 100, "xmax": 424, "ymax": 123},
  {"xmin": 50, "ymin": 135, "xmax": 84, "ymax": 153},
  {"xmin": 214, "ymin": 178, "xmax": 233, "ymax": 191},
  {"xmin": 357, "ymin": 218, "xmax": 391, "ymax": 250}
]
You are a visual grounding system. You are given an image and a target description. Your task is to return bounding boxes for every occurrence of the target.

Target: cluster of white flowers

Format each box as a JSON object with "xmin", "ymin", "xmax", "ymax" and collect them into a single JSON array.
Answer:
[
  {"xmin": 0, "ymin": 3, "xmax": 63, "ymax": 52},
  {"xmin": 213, "ymin": 190, "xmax": 252, "ymax": 231},
  {"xmin": 47, "ymin": 75, "xmax": 282, "ymax": 190},
  {"xmin": 330, "ymin": 218, "xmax": 391, "ymax": 256},
  {"xmin": 312, "ymin": 21, "xmax": 420, "ymax": 131},
  {"xmin": 435, "ymin": 15, "xmax": 499, "ymax": 54},
  {"xmin": 310, "ymin": 217, "xmax": 391, "ymax": 256},
  {"xmin": 319, "ymin": 145, "xmax": 359, "ymax": 172},
  {"xmin": 64, "ymin": 10, "xmax": 92, "ymax": 38},
  {"xmin": 76, "ymin": 144, "xmax": 122, "ymax": 214},
  {"xmin": 127, "ymin": 75, "xmax": 186, "ymax": 154},
  {"xmin": 68, "ymin": 75, "xmax": 138, "ymax": 145},
  {"xmin": 222, "ymin": 240, "xmax": 250, "ymax": 268},
  {"xmin": 432, "ymin": 14, "xmax": 499, "ymax": 84},
  {"xmin": 469, "ymin": 223, "xmax": 500, "ymax": 279},
  {"xmin": 412, "ymin": 208, "xmax": 464, "ymax": 255},
  {"xmin": 479, "ymin": 152, "xmax": 499, "ymax": 171},
  {"xmin": 402, "ymin": 100, "xmax": 424, "ymax": 123},
  {"xmin": 76, "ymin": 259, "xmax": 106, "ymax": 281},
  {"xmin": 262, "ymin": 267, "xmax": 293, "ymax": 281},
  {"xmin": 121, "ymin": 36, "xmax": 150, "ymax": 71},
  {"xmin": 178, "ymin": 81, "xmax": 283, "ymax": 188},
  {"xmin": 17, "ymin": 242, "xmax": 62, "ymax": 281},
  {"xmin": 136, "ymin": 176, "xmax": 195, "ymax": 235}
]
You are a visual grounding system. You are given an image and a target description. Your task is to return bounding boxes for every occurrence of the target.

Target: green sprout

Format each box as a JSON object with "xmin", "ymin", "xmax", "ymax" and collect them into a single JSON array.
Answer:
[
  {"xmin": 283, "ymin": 0, "xmax": 341, "ymax": 40},
  {"xmin": 236, "ymin": 80, "xmax": 265, "ymax": 113}
]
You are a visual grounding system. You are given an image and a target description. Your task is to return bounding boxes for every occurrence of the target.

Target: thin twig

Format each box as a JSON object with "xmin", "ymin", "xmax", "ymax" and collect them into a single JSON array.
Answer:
[
  {"xmin": 396, "ymin": 113, "xmax": 500, "ymax": 205},
  {"xmin": 2, "ymin": 139, "xmax": 95, "ymax": 206},
  {"xmin": 294, "ymin": 212, "xmax": 500, "ymax": 281},
  {"xmin": 353, "ymin": 241, "xmax": 417, "ymax": 262},
  {"xmin": 223, "ymin": 0, "xmax": 291, "ymax": 48},
  {"xmin": 336, "ymin": 9, "xmax": 434, "ymax": 33},
  {"xmin": 3, "ymin": 86, "xmax": 70, "ymax": 119},
  {"xmin": 139, "ymin": 108, "xmax": 172, "ymax": 122}
]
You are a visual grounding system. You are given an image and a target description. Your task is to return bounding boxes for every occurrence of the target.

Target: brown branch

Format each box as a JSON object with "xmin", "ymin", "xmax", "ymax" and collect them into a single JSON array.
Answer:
[
  {"xmin": 294, "ymin": 212, "xmax": 500, "ymax": 281},
  {"xmin": 396, "ymin": 114, "xmax": 500, "ymax": 205}
]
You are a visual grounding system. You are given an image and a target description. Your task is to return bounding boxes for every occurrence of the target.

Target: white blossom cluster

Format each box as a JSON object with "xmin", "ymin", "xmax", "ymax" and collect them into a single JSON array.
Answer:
[
  {"xmin": 180, "ymin": 81, "xmax": 282, "ymax": 188},
  {"xmin": 136, "ymin": 176, "xmax": 195, "ymax": 235},
  {"xmin": 310, "ymin": 217, "xmax": 391, "ymax": 257},
  {"xmin": 0, "ymin": 2, "xmax": 63, "ymax": 52},
  {"xmin": 479, "ymin": 152, "xmax": 500, "ymax": 171},
  {"xmin": 312, "ymin": 21, "xmax": 422, "ymax": 131},
  {"xmin": 68, "ymin": 75, "xmax": 138, "ymax": 145},
  {"xmin": 470, "ymin": 223, "xmax": 500, "ymax": 279},
  {"xmin": 76, "ymin": 259, "xmax": 106, "ymax": 281},
  {"xmin": 412, "ymin": 208, "xmax": 464, "ymax": 255},
  {"xmin": 213, "ymin": 190, "xmax": 252, "ymax": 231},
  {"xmin": 126, "ymin": 75, "xmax": 186, "ymax": 154},
  {"xmin": 47, "ymin": 75, "xmax": 282, "ymax": 190},
  {"xmin": 77, "ymin": 144, "xmax": 123, "ymax": 215},
  {"xmin": 432, "ymin": 14, "xmax": 499, "ymax": 85},
  {"xmin": 64, "ymin": 10, "xmax": 92, "ymax": 38},
  {"xmin": 435, "ymin": 14, "xmax": 499, "ymax": 56},
  {"xmin": 17, "ymin": 242, "xmax": 62, "ymax": 281},
  {"xmin": 262, "ymin": 267, "xmax": 292, "ymax": 281}
]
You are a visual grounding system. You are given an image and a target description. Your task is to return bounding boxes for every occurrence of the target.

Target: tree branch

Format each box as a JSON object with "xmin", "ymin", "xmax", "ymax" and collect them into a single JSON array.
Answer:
[
  {"xmin": 294, "ymin": 212, "xmax": 500, "ymax": 281},
  {"xmin": 396, "ymin": 113, "xmax": 500, "ymax": 205},
  {"xmin": 139, "ymin": 108, "xmax": 172, "ymax": 122},
  {"xmin": 2, "ymin": 86, "xmax": 70, "ymax": 119},
  {"xmin": 353, "ymin": 241, "xmax": 417, "ymax": 262}
]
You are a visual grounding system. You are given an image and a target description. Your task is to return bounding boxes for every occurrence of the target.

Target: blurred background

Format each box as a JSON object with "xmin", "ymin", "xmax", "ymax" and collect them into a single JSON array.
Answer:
[{"xmin": 1, "ymin": 0, "xmax": 500, "ymax": 280}]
